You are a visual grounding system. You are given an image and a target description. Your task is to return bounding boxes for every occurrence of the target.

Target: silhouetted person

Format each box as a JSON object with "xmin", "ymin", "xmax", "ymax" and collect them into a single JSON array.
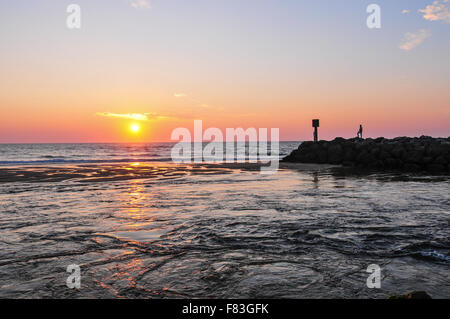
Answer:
[{"xmin": 357, "ymin": 125, "xmax": 363, "ymax": 139}]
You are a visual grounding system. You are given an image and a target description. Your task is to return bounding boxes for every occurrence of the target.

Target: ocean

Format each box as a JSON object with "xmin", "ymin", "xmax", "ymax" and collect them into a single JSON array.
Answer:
[
  {"xmin": 0, "ymin": 142, "xmax": 448, "ymax": 298},
  {"xmin": 0, "ymin": 142, "xmax": 297, "ymax": 166}
]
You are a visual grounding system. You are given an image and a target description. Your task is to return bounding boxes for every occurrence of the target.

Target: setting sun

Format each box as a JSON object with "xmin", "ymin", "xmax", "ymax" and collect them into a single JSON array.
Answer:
[{"xmin": 130, "ymin": 124, "xmax": 140, "ymax": 133}]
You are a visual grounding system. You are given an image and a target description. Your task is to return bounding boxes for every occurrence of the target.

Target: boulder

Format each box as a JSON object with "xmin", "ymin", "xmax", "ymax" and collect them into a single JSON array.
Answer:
[
  {"xmin": 388, "ymin": 291, "xmax": 432, "ymax": 299},
  {"xmin": 434, "ymin": 156, "xmax": 447, "ymax": 165},
  {"xmin": 427, "ymin": 164, "xmax": 446, "ymax": 172},
  {"xmin": 282, "ymin": 137, "xmax": 449, "ymax": 173},
  {"xmin": 328, "ymin": 144, "xmax": 344, "ymax": 164}
]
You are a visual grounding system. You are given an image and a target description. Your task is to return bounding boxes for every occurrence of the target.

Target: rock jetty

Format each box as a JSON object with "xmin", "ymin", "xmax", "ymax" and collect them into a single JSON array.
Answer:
[
  {"xmin": 283, "ymin": 136, "xmax": 450, "ymax": 173},
  {"xmin": 388, "ymin": 291, "xmax": 432, "ymax": 299}
]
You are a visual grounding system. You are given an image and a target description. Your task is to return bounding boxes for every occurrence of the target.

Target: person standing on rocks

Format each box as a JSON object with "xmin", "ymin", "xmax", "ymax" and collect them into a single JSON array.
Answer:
[{"xmin": 357, "ymin": 125, "xmax": 363, "ymax": 139}]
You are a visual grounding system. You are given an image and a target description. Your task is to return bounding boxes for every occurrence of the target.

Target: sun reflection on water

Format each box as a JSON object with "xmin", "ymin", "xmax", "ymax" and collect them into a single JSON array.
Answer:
[{"xmin": 123, "ymin": 179, "xmax": 147, "ymax": 215}]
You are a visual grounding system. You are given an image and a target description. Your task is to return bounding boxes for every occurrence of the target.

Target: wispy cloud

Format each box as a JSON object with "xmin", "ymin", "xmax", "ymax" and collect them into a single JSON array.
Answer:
[
  {"xmin": 399, "ymin": 29, "xmax": 432, "ymax": 51},
  {"xmin": 96, "ymin": 112, "xmax": 169, "ymax": 121},
  {"xmin": 402, "ymin": 9, "xmax": 410, "ymax": 14},
  {"xmin": 130, "ymin": 0, "xmax": 151, "ymax": 9},
  {"xmin": 174, "ymin": 93, "xmax": 188, "ymax": 98},
  {"xmin": 419, "ymin": 0, "xmax": 450, "ymax": 23}
]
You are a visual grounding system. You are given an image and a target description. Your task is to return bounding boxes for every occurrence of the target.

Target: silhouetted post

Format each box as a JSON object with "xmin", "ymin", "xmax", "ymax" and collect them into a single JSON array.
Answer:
[{"xmin": 312, "ymin": 119, "xmax": 319, "ymax": 142}]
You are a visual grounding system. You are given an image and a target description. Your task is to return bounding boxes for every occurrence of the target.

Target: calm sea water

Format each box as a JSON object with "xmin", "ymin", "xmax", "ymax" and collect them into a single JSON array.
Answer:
[
  {"xmin": 0, "ymin": 142, "xmax": 297, "ymax": 165},
  {"xmin": 0, "ymin": 143, "xmax": 448, "ymax": 298}
]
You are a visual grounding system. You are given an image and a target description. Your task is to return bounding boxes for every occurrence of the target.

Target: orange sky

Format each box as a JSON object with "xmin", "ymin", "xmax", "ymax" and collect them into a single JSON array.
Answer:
[{"xmin": 0, "ymin": 1, "xmax": 449, "ymax": 143}]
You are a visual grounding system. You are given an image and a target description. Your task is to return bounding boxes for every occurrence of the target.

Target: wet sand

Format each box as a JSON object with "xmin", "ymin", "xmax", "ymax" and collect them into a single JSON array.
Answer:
[
  {"xmin": 0, "ymin": 162, "xmax": 339, "ymax": 183},
  {"xmin": 0, "ymin": 161, "xmax": 449, "ymax": 298}
]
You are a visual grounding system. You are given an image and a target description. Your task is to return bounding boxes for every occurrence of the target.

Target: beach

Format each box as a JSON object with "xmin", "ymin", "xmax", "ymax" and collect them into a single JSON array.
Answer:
[
  {"xmin": 1, "ymin": 0, "xmax": 449, "ymax": 306},
  {"xmin": 0, "ymin": 144, "xmax": 449, "ymax": 298}
]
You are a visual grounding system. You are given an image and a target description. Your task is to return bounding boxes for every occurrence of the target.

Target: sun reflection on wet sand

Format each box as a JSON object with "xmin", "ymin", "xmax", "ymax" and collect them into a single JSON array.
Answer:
[{"xmin": 0, "ymin": 162, "xmax": 449, "ymax": 298}]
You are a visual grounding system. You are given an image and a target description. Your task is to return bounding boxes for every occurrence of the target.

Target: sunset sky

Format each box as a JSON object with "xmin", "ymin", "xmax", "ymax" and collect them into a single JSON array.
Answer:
[{"xmin": 0, "ymin": 0, "xmax": 449, "ymax": 143}]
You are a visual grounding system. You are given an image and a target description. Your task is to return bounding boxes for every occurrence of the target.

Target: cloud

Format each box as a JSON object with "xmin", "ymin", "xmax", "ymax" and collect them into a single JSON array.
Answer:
[
  {"xmin": 174, "ymin": 93, "xmax": 188, "ymax": 98},
  {"xmin": 130, "ymin": 0, "xmax": 151, "ymax": 9},
  {"xmin": 399, "ymin": 29, "xmax": 432, "ymax": 51},
  {"xmin": 402, "ymin": 9, "xmax": 410, "ymax": 14},
  {"xmin": 419, "ymin": 0, "xmax": 450, "ymax": 23},
  {"xmin": 96, "ymin": 112, "xmax": 169, "ymax": 121}
]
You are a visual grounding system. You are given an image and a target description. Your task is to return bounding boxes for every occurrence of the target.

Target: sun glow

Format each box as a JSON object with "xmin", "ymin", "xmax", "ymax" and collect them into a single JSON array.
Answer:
[{"xmin": 130, "ymin": 124, "xmax": 140, "ymax": 133}]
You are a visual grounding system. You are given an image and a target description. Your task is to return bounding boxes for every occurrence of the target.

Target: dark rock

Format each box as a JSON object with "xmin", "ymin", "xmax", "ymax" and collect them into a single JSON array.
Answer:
[
  {"xmin": 427, "ymin": 144, "xmax": 445, "ymax": 157},
  {"xmin": 328, "ymin": 144, "xmax": 344, "ymax": 164},
  {"xmin": 384, "ymin": 158, "xmax": 400, "ymax": 169},
  {"xmin": 356, "ymin": 150, "xmax": 374, "ymax": 165},
  {"xmin": 342, "ymin": 161, "xmax": 355, "ymax": 167},
  {"xmin": 370, "ymin": 147, "xmax": 380, "ymax": 157},
  {"xmin": 404, "ymin": 163, "xmax": 420, "ymax": 171},
  {"xmin": 343, "ymin": 149, "xmax": 356, "ymax": 162},
  {"xmin": 373, "ymin": 160, "xmax": 385, "ymax": 169},
  {"xmin": 407, "ymin": 150, "xmax": 424, "ymax": 164},
  {"xmin": 283, "ymin": 137, "xmax": 449, "ymax": 173},
  {"xmin": 434, "ymin": 156, "xmax": 447, "ymax": 165},
  {"xmin": 408, "ymin": 291, "xmax": 432, "ymax": 299},
  {"xmin": 298, "ymin": 141, "xmax": 314, "ymax": 150},
  {"xmin": 333, "ymin": 137, "xmax": 346, "ymax": 143},
  {"xmin": 388, "ymin": 291, "xmax": 432, "ymax": 299},
  {"xmin": 427, "ymin": 164, "xmax": 445, "ymax": 172},
  {"xmin": 379, "ymin": 150, "xmax": 390, "ymax": 159},
  {"xmin": 317, "ymin": 149, "xmax": 328, "ymax": 163},
  {"xmin": 391, "ymin": 147, "xmax": 405, "ymax": 159}
]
